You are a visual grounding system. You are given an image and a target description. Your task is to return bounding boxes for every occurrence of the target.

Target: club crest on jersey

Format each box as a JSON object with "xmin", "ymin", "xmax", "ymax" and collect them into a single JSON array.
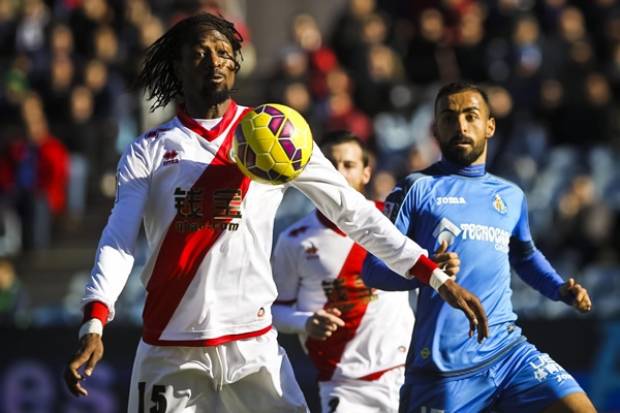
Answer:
[
  {"xmin": 304, "ymin": 242, "xmax": 319, "ymax": 259},
  {"xmin": 162, "ymin": 150, "xmax": 180, "ymax": 166},
  {"xmin": 493, "ymin": 193, "xmax": 508, "ymax": 215}
]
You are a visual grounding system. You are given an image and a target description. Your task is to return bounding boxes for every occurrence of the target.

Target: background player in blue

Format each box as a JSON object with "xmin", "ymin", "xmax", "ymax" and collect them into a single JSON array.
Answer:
[{"xmin": 363, "ymin": 82, "xmax": 596, "ymax": 413}]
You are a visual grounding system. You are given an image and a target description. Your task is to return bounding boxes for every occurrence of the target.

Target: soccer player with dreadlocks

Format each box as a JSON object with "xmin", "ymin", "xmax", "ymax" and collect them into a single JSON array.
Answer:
[{"xmin": 63, "ymin": 14, "xmax": 487, "ymax": 412}]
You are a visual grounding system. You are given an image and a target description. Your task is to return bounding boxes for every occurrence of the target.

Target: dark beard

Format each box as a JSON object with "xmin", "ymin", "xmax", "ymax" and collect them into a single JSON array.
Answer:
[
  {"xmin": 439, "ymin": 137, "xmax": 485, "ymax": 166},
  {"xmin": 202, "ymin": 87, "xmax": 232, "ymax": 107}
]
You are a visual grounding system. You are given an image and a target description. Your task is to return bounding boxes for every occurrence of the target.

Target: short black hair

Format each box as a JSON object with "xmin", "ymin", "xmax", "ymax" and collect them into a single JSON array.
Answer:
[
  {"xmin": 136, "ymin": 13, "xmax": 243, "ymax": 111},
  {"xmin": 434, "ymin": 82, "xmax": 491, "ymax": 115},
  {"xmin": 320, "ymin": 130, "xmax": 369, "ymax": 167}
]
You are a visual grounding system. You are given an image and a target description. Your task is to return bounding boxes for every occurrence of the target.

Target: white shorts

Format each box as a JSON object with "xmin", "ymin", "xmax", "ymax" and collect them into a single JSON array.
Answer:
[
  {"xmin": 127, "ymin": 329, "xmax": 308, "ymax": 412},
  {"xmin": 318, "ymin": 366, "xmax": 405, "ymax": 413}
]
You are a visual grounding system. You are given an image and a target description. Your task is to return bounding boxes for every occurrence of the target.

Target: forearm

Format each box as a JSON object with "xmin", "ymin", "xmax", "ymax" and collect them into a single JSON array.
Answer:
[
  {"xmin": 272, "ymin": 303, "xmax": 312, "ymax": 334},
  {"xmin": 511, "ymin": 245, "xmax": 568, "ymax": 303},
  {"xmin": 362, "ymin": 254, "xmax": 421, "ymax": 291}
]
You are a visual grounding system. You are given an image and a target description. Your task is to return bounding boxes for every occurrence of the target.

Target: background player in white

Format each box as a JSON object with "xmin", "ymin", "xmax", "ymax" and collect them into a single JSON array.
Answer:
[
  {"xmin": 272, "ymin": 131, "xmax": 461, "ymax": 413},
  {"xmin": 62, "ymin": 13, "xmax": 487, "ymax": 413}
]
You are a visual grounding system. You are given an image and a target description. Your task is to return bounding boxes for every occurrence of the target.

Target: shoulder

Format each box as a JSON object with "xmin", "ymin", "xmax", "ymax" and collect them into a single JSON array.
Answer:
[
  {"xmin": 121, "ymin": 119, "xmax": 180, "ymax": 162},
  {"xmin": 134, "ymin": 119, "xmax": 178, "ymax": 148},
  {"xmin": 387, "ymin": 165, "xmax": 439, "ymax": 202},
  {"xmin": 485, "ymin": 173, "xmax": 526, "ymax": 198}
]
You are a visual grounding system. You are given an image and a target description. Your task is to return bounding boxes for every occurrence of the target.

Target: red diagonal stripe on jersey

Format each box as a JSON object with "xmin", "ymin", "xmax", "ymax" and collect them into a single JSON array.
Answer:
[
  {"xmin": 143, "ymin": 106, "xmax": 252, "ymax": 344},
  {"xmin": 305, "ymin": 242, "xmax": 372, "ymax": 381}
]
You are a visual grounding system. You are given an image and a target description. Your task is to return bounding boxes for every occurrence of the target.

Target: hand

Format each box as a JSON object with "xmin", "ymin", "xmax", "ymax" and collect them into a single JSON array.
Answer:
[
  {"xmin": 432, "ymin": 240, "xmax": 460, "ymax": 277},
  {"xmin": 305, "ymin": 308, "xmax": 345, "ymax": 340},
  {"xmin": 64, "ymin": 334, "xmax": 104, "ymax": 397},
  {"xmin": 437, "ymin": 279, "xmax": 489, "ymax": 343},
  {"xmin": 559, "ymin": 278, "xmax": 592, "ymax": 313}
]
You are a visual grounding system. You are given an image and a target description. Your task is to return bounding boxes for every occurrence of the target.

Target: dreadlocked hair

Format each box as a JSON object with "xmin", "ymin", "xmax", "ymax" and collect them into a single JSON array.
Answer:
[{"xmin": 136, "ymin": 13, "xmax": 243, "ymax": 111}]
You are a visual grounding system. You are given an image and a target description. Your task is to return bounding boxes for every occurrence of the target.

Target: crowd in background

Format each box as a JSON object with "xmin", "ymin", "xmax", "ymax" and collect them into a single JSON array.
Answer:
[{"xmin": 0, "ymin": 0, "xmax": 619, "ymax": 325}]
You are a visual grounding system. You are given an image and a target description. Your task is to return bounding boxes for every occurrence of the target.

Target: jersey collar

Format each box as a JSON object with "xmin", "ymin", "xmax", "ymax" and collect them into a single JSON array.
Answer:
[
  {"xmin": 438, "ymin": 159, "xmax": 486, "ymax": 177},
  {"xmin": 176, "ymin": 100, "xmax": 238, "ymax": 142}
]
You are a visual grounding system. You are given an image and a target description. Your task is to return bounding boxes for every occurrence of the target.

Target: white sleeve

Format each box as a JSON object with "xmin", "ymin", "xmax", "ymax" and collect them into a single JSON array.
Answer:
[
  {"xmin": 81, "ymin": 140, "xmax": 151, "ymax": 321},
  {"xmin": 291, "ymin": 145, "xmax": 428, "ymax": 278},
  {"xmin": 271, "ymin": 231, "xmax": 312, "ymax": 334}
]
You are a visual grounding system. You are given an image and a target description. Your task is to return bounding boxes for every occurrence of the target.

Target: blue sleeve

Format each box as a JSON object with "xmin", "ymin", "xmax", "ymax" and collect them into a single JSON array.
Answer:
[
  {"xmin": 362, "ymin": 176, "xmax": 422, "ymax": 291},
  {"xmin": 509, "ymin": 195, "xmax": 571, "ymax": 304},
  {"xmin": 362, "ymin": 253, "xmax": 421, "ymax": 290}
]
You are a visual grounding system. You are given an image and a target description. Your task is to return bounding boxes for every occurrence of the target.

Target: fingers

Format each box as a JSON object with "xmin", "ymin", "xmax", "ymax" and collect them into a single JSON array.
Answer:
[
  {"xmin": 468, "ymin": 296, "xmax": 489, "ymax": 342},
  {"xmin": 564, "ymin": 279, "xmax": 592, "ymax": 313},
  {"xmin": 441, "ymin": 258, "xmax": 460, "ymax": 277},
  {"xmin": 317, "ymin": 308, "xmax": 345, "ymax": 327},
  {"xmin": 435, "ymin": 240, "xmax": 448, "ymax": 255},
  {"xmin": 307, "ymin": 309, "xmax": 346, "ymax": 340},
  {"xmin": 65, "ymin": 354, "xmax": 89, "ymax": 397},
  {"xmin": 438, "ymin": 280, "xmax": 487, "ymax": 343},
  {"xmin": 325, "ymin": 307, "xmax": 344, "ymax": 320},
  {"xmin": 84, "ymin": 345, "xmax": 104, "ymax": 377},
  {"xmin": 571, "ymin": 285, "xmax": 592, "ymax": 313},
  {"xmin": 64, "ymin": 336, "xmax": 103, "ymax": 397}
]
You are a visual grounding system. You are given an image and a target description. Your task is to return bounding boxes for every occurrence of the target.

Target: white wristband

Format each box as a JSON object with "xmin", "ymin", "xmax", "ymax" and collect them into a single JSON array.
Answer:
[
  {"xmin": 78, "ymin": 319, "xmax": 103, "ymax": 339},
  {"xmin": 430, "ymin": 268, "xmax": 451, "ymax": 291}
]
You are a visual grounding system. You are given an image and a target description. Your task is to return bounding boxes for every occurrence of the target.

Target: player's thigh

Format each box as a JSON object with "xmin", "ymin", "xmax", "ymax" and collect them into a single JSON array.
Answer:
[
  {"xmin": 494, "ymin": 342, "xmax": 588, "ymax": 413},
  {"xmin": 127, "ymin": 340, "xmax": 213, "ymax": 412},
  {"xmin": 319, "ymin": 369, "xmax": 403, "ymax": 413},
  {"xmin": 399, "ymin": 371, "xmax": 496, "ymax": 413},
  {"xmin": 218, "ymin": 344, "xmax": 309, "ymax": 413}
]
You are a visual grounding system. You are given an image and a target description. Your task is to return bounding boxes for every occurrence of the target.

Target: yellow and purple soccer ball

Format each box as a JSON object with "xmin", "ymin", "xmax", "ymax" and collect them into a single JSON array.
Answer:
[{"xmin": 233, "ymin": 103, "xmax": 313, "ymax": 185}]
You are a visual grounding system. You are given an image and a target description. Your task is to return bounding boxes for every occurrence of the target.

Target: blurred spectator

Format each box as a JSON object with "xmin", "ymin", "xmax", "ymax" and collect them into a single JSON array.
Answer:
[
  {"xmin": 0, "ymin": 93, "xmax": 69, "ymax": 250},
  {"xmin": 0, "ymin": 258, "xmax": 27, "ymax": 325},
  {"xmin": 405, "ymin": 8, "xmax": 447, "ymax": 85},
  {"xmin": 330, "ymin": 0, "xmax": 377, "ymax": 70},
  {"xmin": 551, "ymin": 175, "xmax": 617, "ymax": 268}
]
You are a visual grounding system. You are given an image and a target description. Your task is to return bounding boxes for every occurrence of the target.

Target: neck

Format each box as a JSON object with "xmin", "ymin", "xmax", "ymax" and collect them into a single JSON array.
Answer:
[
  {"xmin": 184, "ymin": 96, "xmax": 232, "ymax": 119},
  {"xmin": 438, "ymin": 158, "xmax": 486, "ymax": 177}
]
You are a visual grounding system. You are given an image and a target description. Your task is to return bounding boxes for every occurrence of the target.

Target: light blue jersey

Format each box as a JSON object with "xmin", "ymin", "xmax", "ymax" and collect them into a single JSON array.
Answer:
[{"xmin": 363, "ymin": 160, "xmax": 573, "ymax": 378}]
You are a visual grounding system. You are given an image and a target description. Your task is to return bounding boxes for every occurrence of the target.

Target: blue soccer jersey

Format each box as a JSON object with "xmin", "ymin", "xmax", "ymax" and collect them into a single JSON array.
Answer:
[{"xmin": 362, "ymin": 160, "xmax": 573, "ymax": 378}]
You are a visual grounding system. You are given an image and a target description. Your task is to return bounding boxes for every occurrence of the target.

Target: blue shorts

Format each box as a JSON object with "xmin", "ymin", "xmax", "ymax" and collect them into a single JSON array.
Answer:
[{"xmin": 399, "ymin": 340, "xmax": 585, "ymax": 413}]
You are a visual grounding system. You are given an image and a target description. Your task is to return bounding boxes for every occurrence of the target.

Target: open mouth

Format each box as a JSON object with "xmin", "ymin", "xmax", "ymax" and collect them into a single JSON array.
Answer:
[{"xmin": 211, "ymin": 73, "xmax": 225, "ymax": 82}]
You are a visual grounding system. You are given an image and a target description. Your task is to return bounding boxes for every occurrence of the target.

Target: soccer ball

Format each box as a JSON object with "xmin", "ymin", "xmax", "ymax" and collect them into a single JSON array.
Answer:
[{"xmin": 232, "ymin": 103, "xmax": 313, "ymax": 185}]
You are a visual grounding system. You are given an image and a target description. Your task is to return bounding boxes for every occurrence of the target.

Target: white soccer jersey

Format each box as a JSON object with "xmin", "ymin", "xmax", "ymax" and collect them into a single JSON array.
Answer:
[
  {"xmin": 272, "ymin": 205, "xmax": 415, "ymax": 382},
  {"xmin": 82, "ymin": 101, "xmax": 428, "ymax": 345}
]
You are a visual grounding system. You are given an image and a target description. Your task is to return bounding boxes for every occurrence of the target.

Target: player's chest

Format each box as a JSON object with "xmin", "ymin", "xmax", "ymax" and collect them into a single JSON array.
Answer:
[
  {"xmin": 297, "ymin": 233, "xmax": 357, "ymax": 280},
  {"xmin": 418, "ymin": 182, "xmax": 520, "ymax": 250}
]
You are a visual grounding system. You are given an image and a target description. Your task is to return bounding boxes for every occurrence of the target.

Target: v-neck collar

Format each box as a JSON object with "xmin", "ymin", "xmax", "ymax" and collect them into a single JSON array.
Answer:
[{"xmin": 176, "ymin": 100, "xmax": 238, "ymax": 142}]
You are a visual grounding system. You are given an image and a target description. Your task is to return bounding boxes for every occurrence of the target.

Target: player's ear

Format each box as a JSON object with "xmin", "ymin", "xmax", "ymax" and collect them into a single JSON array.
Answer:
[
  {"xmin": 485, "ymin": 117, "xmax": 496, "ymax": 139},
  {"xmin": 362, "ymin": 165, "xmax": 372, "ymax": 186}
]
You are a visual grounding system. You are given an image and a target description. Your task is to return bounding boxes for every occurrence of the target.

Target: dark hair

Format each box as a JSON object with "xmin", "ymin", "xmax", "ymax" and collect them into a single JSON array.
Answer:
[
  {"xmin": 320, "ymin": 130, "xmax": 370, "ymax": 167},
  {"xmin": 434, "ymin": 82, "xmax": 491, "ymax": 115},
  {"xmin": 136, "ymin": 13, "xmax": 243, "ymax": 111}
]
